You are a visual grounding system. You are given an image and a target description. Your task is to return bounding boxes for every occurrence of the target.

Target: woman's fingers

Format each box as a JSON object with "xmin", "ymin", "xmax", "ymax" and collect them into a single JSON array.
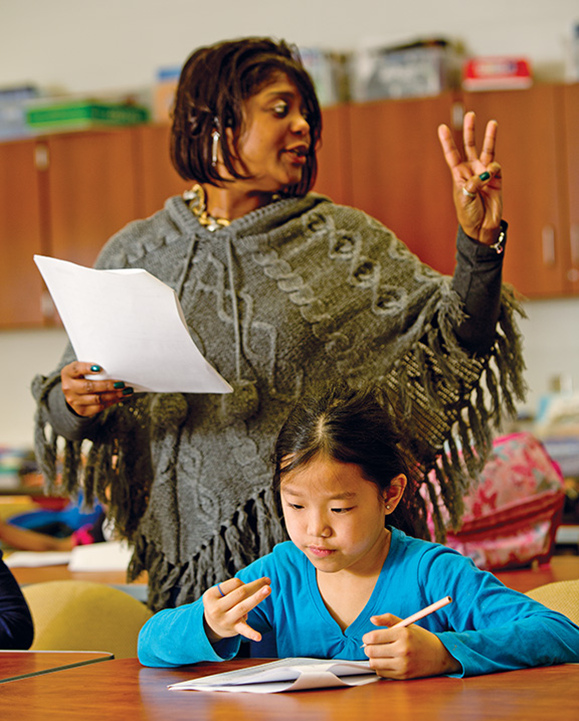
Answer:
[
  {"xmin": 439, "ymin": 112, "xmax": 498, "ymax": 173},
  {"xmin": 480, "ymin": 118, "xmax": 498, "ymax": 167},
  {"xmin": 437, "ymin": 123, "xmax": 462, "ymax": 171},
  {"xmin": 462, "ymin": 161, "xmax": 502, "ymax": 199},
  {"xmin": 60, "ymin": 362, "xmax": 132, "ymax": 416}
]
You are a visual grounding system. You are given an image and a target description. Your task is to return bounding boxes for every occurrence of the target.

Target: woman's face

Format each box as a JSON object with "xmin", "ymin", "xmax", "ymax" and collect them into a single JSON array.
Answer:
[{"xmin": 227, "ymin": 72, "xmax": 312, "ymax": 192}]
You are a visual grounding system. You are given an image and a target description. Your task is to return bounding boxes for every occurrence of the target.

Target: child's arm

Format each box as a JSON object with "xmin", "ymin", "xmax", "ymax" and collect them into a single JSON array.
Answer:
[
  {"xmin": 381, "ymin": 543, "xmax": 579, "ymax": 678},
  {"xmin": 137, "ymin": 573, "xmax": 272, "ymax": 668}
]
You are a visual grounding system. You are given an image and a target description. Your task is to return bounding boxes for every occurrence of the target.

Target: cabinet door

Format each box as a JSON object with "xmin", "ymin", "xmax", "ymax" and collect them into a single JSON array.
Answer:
[
  {"xmin": 563, "ymin": 84, "xmax": 579, "ymax": 293},
  {"xmin": 314, "ymin": 104, "xmax": 352, "ymax": 206},
  {"xmin": 133, "ymin": 124, "xmax": 190, "ymax": 219},
  {"xmin": 348, "ymin": 93, "xmax": 460, "ymax": 276},
  {"xmin": 0, "ymin": 139, "xmax": 46, "ymax": 327},
  {"xmin": 43, "ymin": 129, "xmax": 141, "ymax": 268},
  {"xmin": 463, "ymin": 86, "xmax": 567, "ymax": 297}
]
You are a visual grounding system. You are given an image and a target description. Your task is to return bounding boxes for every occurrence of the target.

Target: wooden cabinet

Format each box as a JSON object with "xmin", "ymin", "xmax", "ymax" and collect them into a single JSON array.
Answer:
[
  {"xmin": 313, "ymin": 104, "xmax": 353, "ymax": 206},
  {"xmin": 1, "ymin": 85, "xmax": 577, "ymax": 328},
  {"xmin": 562, "ymin": 84, "xmax": 579, "ymax": 294},
  {"xmin": 43, "ymin": 130, "xmax": 141, "ymax": 268},
  {"xmin": 340, "ymin": 93, "xmax": 461, "ymax": 276},
  {"xmin": 133, "ymin": 124, "xmax": 190, "ymax": 219},
  {"xmin": 462, "ymin": 85, "xmax": 571, "ymax": 298},
  {"xmin": 0, "ymin": 130, "xmax": 143, "ymax": 327},
  {"xmin": 0, "ymin": 140, "xmax": 46, "ymax": 326}
]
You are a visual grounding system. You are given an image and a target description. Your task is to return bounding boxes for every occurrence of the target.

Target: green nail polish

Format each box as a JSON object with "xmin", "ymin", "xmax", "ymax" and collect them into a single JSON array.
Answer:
[
  {"xmin": 90, "ymin": 365, "xmax": 101, "ymax": 373},
  {"xmin": 114, "ymin": 382, "xmax": 125, "ymax": 389},
  {"xmin": 479, "ymin": 171, "xmax": 490, "ymax": 181},
  {"xmin": 122, "ymin": 387, "xmax": 134, "ymax": 396}
]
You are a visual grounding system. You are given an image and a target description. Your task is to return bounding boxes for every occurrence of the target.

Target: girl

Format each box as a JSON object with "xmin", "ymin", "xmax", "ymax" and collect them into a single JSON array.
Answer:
[{"xmin": 139, "ymin": 381, "xmax": 579, "ymax": 678}]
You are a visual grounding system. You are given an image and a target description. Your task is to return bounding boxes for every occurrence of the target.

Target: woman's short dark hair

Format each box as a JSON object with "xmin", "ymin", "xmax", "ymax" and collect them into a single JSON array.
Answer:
[
  {"xmin": 272, "ymin": 381, "xmax": 416, "ymax": 534},
  {"xmin": 171, "ymin": 37, "xmax": 322, "ymax": 197}
]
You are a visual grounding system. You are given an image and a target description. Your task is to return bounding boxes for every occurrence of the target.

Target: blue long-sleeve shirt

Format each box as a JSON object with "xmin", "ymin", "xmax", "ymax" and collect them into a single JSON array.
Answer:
[
  {"xmin": 0, "ymin": 550, "xmax": 34, "ymax": 649},
  {"xmin": 138, "ymin": 529, "xmax": 579, "ymax": 676}
]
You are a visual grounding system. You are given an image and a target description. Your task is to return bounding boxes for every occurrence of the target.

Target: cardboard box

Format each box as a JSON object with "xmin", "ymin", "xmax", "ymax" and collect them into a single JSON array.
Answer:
[
  {"xmin": 26, "ymin": 100, "xmax": 149, "ymax": 132},
  {"xmin": 352, "ymin": 38, "xmax": 462, "ymax": 101},
  {"xmin": 462, "ymin": 57, "xmax": 532, "ymax": 91},
  {"xmin": 0, "ymin": 85, "xmax": 39, "ymax": 140}
]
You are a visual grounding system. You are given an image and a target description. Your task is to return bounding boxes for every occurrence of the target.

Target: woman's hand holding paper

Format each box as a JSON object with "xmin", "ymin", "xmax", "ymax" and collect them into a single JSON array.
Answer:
[{"xmin": 60, "ymin": 361, "xmax": 133, "ymax": 417}]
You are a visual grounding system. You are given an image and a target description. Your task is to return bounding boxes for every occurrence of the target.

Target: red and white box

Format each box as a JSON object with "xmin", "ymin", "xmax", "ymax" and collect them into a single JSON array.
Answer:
[{"xmin": 462, "ymin": 56, "xmax": 532, "ymax": 91}]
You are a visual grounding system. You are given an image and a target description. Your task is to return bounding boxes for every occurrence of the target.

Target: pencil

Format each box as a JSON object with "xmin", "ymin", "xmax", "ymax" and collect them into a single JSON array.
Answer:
[
  {"xmin": 389, "ymin": 595, "xmax": 452, "ymax": 629},
  {"xmin": 361, "ymin": 595, "xmax": 452, "ymax": 646}
]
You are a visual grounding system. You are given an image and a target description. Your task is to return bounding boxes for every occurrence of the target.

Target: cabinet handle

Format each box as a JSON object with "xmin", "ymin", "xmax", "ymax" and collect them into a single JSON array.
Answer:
[
  {"xmin": 34, "ymin": 143, "xmax": 49, "ymax": 170},
  {"xmin": 40, "ymin": 291, "xmax": 56, "ymax": 319},
  {"xmin": 541, "ymin": 226, "xmax": 556, "ymax": 266},
  {"xmin": 571, "ymin": 224, "xmax": 579, "ymax": 266}
]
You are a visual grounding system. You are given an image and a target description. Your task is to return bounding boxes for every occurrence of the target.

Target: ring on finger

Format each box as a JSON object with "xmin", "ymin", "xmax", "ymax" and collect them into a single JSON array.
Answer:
[{"xmin": 462, "ymin": 186, "xmax": 476, "ymax": 198}]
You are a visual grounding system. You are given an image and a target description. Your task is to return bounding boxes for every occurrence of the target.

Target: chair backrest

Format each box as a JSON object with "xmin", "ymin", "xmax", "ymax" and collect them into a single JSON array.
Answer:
[
  {"xmin": 22, "ymin": 580, "xmax": 153, "ymax": 659},
  {"xmin": 525, "ymin": 579, "xmax": 579, "ymax": 625}
]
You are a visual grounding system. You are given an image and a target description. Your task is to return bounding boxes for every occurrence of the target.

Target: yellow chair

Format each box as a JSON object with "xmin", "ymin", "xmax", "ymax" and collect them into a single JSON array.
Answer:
[
  {"xmin": 22, "ymin": 580, "xmax": 153, "ymax": 659},
  {"xmin": 525, "ymin": 579, "xmax": 579, "ymax": 625}
]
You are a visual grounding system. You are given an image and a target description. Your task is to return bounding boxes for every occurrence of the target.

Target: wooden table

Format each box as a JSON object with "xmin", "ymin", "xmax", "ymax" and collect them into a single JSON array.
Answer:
[
  {"xmin": 9, "ymin": 564, "xmax": 146, "ymax": 587},
  {"xmin": 0, "ymin": 657, "xmax": 577, "ymax": 720},
  {"xmin": 494, "ymin": 555, "xmax": 579, "ymax": 592},
  {"xmin": 0, "ymin": 651, "xmax": 112, "ymax": 684}
]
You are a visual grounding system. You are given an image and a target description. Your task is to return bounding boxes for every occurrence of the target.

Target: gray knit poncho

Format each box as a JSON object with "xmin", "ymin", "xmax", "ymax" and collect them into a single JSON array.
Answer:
[{"xmin": 32, "ymin": 193, "xmax": 525, "ymax": 611}]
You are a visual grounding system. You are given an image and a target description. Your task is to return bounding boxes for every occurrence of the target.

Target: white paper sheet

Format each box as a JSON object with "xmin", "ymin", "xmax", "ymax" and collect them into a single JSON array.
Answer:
[
  {"xmin": 4, "ymin": 551, "xmax": 72, "ymax": 567},
  {"xmin": 168, "ymin": 658, "xmax": 380, "ymax": 694},
  {"xmin": 34, "ymin": 255, "xmax": 233, "ymax": 394},
  {"xmin": 68, "ymin": 540, "xmax": 133, "ymax": 571}
]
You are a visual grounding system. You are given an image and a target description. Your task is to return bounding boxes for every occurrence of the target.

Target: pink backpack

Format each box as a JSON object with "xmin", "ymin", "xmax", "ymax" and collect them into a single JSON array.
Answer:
[{"xmin": 429, "ymin": 432, "xmax": 566, "ymax": 571}]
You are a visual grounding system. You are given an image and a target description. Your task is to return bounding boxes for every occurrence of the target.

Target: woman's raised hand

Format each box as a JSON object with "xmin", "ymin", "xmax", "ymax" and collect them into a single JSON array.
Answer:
[
  {"xmin": 362, "ymin": 612, "xmax": 461, "ymax": 680},
  {"xmin": 202, "ymin": 577, "xmax": 272, "ymax": 644},
  {"xmin": 60, "ymin": 361, "xmax": 133, "ymax": 417},
  {"xmin": 438, "ymin": 110, "xmax": 503, "ymax": 246}
]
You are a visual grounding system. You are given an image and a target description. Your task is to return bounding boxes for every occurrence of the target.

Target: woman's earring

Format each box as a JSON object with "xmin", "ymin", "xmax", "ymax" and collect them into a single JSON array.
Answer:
[
  {"xmin": 386, "ymin": 505, "xmax": 391, "ymax": 511},
  {"xmin": 211, "ymin": 126, "xmax": 220, "ymax": 167}
]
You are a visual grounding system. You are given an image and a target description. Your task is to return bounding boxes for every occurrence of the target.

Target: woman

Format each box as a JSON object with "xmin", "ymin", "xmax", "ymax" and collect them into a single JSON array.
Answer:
[{"xmin": 32, "ymin": 38, "xmax": 524, "ymax": 612}]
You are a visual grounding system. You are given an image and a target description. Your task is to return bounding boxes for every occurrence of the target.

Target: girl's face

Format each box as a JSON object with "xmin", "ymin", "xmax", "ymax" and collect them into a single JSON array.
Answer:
[
  {"xmin": 226, "ymin": 72, "xmax": 311, "ymax": 192},
  {"xmin": 280, "ymin": 455, "xmax": 404, "ymax": 577}
]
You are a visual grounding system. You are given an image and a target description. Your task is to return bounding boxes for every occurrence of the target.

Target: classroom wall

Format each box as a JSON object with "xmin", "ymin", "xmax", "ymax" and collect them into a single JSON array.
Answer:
[{"xmin": 1, "ymin": 0, "xmax": 578, "ymax": 447}]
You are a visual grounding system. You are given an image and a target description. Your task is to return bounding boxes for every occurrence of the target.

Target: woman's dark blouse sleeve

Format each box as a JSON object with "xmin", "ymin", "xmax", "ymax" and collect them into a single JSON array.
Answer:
[
  {"xmin": 452, "ymin": 223, "xmax": 507, "ymax": 356},
  {"xmin": 0, "ymin": 550, "xmax": 34, "ymax": 649}
]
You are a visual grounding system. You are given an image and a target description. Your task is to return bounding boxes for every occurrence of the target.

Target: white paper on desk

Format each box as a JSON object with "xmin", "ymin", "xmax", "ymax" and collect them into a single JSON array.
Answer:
[
  {"xmin": 34, "ymin": 255, "xmax": 233, "ymax": 394},
  {"xmin": 168, "ymin": 657, "xmax": 380, "ymax": 694},
  {"xmin": 4, "ymin": 551, "xmax": 72, "ymax": 567},
  {"xmin": 68, "ymin": 540, "xmax": 133, "ymax": 572}
]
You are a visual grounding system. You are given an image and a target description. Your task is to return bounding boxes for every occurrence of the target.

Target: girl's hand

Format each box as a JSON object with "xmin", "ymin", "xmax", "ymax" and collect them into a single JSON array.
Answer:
[
  {"xmin": 61, "ymin": 361, "xmax": 133, "ymax": 417},
  {"xmin": 362, "ymin": 613, "xmax": 461, "ymax": 680},
  {"xmin": 438, "ymin": 110, "xmax": 503, "ymax": 246},
  {"xmin": 202, "ymin": 576, "xmax": 272, "ymax": 644}
]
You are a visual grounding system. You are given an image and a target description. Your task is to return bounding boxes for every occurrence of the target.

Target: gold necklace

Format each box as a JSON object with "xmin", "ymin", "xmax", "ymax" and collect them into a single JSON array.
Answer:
[{"xmin": 184, "ymin": 184, "xmax": 231, "ymax": 232}]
